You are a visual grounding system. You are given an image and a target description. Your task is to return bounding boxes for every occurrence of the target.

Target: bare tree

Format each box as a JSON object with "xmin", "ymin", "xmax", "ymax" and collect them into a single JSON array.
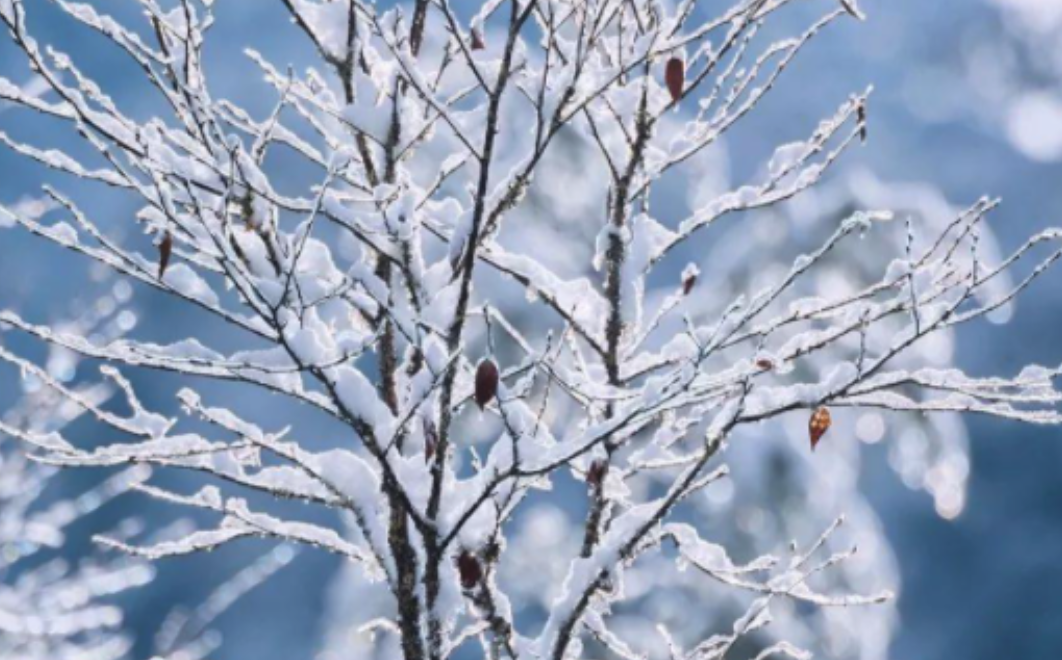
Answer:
[{"xmin": 1, "ymin": 1, "xmax": 1060, "ymax": 660}]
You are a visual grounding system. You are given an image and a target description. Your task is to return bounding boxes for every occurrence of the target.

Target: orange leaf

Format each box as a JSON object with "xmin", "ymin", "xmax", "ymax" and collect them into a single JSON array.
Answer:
[{"xmin": 809, "ymin": 406, "xmax": 831, "ymax": 450}]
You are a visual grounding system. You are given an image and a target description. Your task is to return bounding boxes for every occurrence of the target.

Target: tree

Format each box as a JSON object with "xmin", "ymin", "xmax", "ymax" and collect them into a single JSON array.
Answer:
[{"xmin": 1, "ymin": 1, "xmax": 1060, "ymax": 659}]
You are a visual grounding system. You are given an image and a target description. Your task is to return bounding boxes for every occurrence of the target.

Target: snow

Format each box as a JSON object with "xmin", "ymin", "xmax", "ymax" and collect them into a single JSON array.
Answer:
[
  {"xmin": 1, "ymin": 2, "xmax": 1059, "ymax": 660},
  {"xmin": 328, "ymin": 365, "xmax": 395, "ymax": 433},
  {"xmin": 161, "ymin": 264, "xmax": 220, "ymax": 307},
  {"xmin": 768, "ymin": 141, "xmax": 808, "ymax": 177}
]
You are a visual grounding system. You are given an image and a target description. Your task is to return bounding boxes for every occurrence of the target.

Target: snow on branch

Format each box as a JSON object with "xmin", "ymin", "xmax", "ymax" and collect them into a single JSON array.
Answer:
[{"xmin": 0, "ymin": 0, "xmax": 1055, "ymax": 659}]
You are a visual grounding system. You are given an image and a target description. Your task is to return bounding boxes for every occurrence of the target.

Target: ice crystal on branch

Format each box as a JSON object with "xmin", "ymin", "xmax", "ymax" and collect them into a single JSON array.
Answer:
[{"xmin": 1, "ymin": 1, "xmax": 1060, "ymax": 660}]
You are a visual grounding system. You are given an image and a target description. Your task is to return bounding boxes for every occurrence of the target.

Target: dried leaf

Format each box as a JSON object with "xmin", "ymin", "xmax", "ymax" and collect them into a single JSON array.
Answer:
[
  {"xmin": 755, "ymin": 358, "xmax": 774, "ymax": 371},
  {"xmin": 470, "ymin": 28, "xmax": 485, "ymax": 51},
  {"xmin": 157, "ymin": 232, "xmax": 173, "ymax": 280},
  {"xmin": 682, "ymin": 271, "xmax": 697, "ymax": 295},
  {"xmin": 457, "ymin": 550, "xmax": 482, "ymax": 590},
  {"xmin": 857, "ymin": 102, "xmax": 868, "ymax": 143},
  {"xmin": 809, "ymin": 406, "xmax": 832, "ymax": 450},
  {"xmin": 665, "ymin": 57, "xmax": 684, "ymax": 103},
  {"xmin": 475, "ymin": 359, "xmax": 499, "ymax": 410}
]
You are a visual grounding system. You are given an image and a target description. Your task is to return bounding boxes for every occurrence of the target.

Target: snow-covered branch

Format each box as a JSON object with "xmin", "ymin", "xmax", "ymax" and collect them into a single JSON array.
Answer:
[{"xmin": 1, "ymin": 1, "xmax": 1058, "ymax": 659}]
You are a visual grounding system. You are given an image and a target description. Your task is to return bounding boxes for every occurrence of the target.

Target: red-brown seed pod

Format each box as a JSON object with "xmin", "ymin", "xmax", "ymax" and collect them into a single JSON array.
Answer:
[
  {"xmin": 755, "ymin": 358, "xmax": 775, "ymax": 371},
  {"xmin": 809, "ymin": 406, "xmax": 832, "ymax": 450},
  {"xmin": 470, "ymin": 28, "xmax": 485, "ymax": 51},
  {"xmin": 475, "ymin": 359, "xmax": 499, "ymax": 410},
  {"xmin": 158, "ymin": 232, "xmax": 173, "ymax": 280},
  {"xmin": 586, "ymin": 459, "xmax": 607, "ymax": 490},
  {"xmin": 457, "ymin": 550, "xmax": 482, "ymax": 590},
  {"xmin": 665, "ymin": 57, "xmax": 684, "ymax": 103}
]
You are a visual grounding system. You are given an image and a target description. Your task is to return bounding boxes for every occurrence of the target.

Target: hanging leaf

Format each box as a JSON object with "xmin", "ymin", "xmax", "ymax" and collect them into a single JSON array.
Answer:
[
  {"xmin": 665, "ymin": 57, "xmax": 684, "ymax": 103},
  {"xmin": 457, "ymin": 550, "xmax": 482, "ymax": 590},
  {"xmin": 475, "ymin": 359, "xmax": 499, "ymax": 410},
  {"xmin": 682, "ymin": 271, "xmax": 697, "ymax": 295},
  {"xmin": 755, "ymin": 358, "xmax": 775, "ymax": 371},
  {"xmin": 157, "ymin": 232, "xmax": 173, "ymax": 280},
  {"xmin": 681, "ymin": 264, "xmax": 699, "ymax": 295},
  {"xmin": 857, "ymin": 101, "xmax": 868, "ymax": 143},
  {"xmin": 470, "ymin": 28, "xmax": 485, "ymax": 51},
  {"xmin": 809, "ymin": 406, "xmax": 832, "ymax": 450}
]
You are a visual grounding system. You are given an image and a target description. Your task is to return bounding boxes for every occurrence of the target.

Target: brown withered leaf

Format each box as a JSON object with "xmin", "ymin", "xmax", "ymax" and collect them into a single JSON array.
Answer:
[
  {"xmin": 809, "ymin": 406, "xmax": 832, "ymax": 450},
  {"xmin": 665, "ymin": 57, "xmax": 684, "ymax": 103},
  {"xmin": 457, "ymin": 550, "xmax": 482, "ymax": 590},
  {"xmin": 682, "ymin": 271, "xmax": 697, "ymax": 295},
  {"xmin": 157, "ymin": 232, "xmax": 173, "ymax": 280},
  {"xmin": 470, "ymin": 28, "xmax": 485, "ymax": 51},
  {"xmin": 475, "ymin": 359, "xmax": 499, "ymax": 410},
  {"xmin": 755, "ymin": 358, "xmax": 774, "ymax": 371}
]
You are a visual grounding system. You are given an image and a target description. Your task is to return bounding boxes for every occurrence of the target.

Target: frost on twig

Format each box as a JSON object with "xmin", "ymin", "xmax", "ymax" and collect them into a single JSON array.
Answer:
[{"xmin": 1, "ymin": 1, "xmax": 1060, "ymax": 659}]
